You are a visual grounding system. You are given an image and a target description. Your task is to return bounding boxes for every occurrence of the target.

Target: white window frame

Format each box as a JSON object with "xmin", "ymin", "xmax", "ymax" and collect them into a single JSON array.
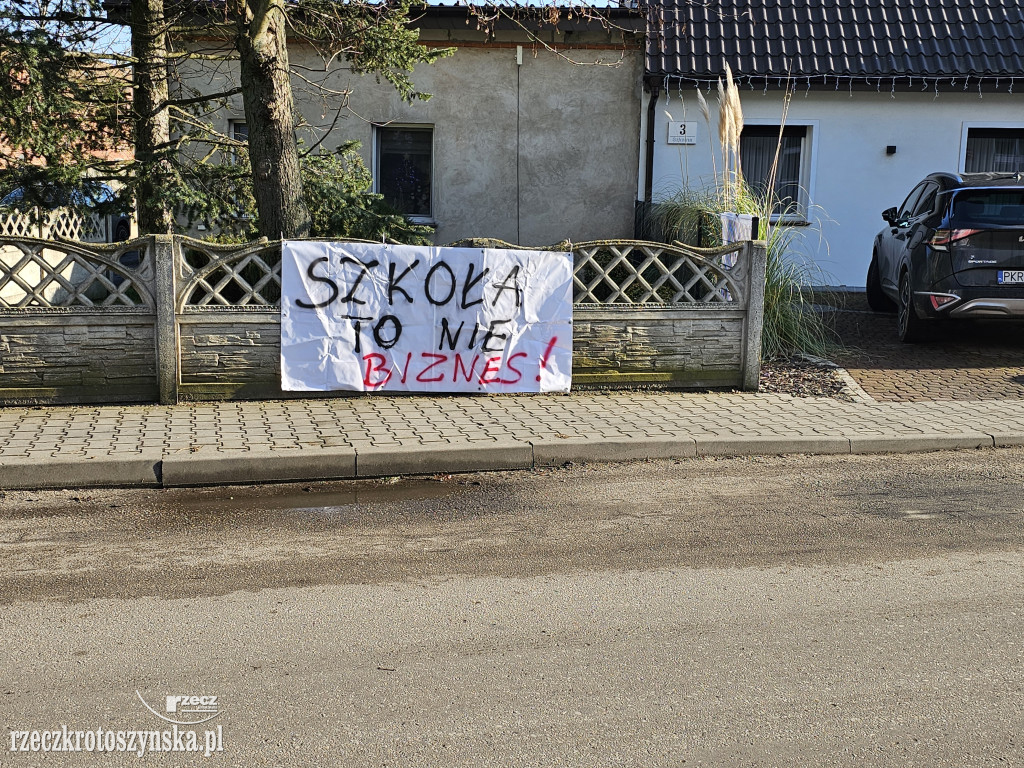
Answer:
[
  {"xmin": 959, "ymin": 121, "xmax": 1024, "ymax": 173},
  {"xmin": 373, "ymin": 123, "xmax": 436, "ymax": 225},
  {"xmin": 740, "ymin": 118, "xmax": 818, "ymax": 223}
]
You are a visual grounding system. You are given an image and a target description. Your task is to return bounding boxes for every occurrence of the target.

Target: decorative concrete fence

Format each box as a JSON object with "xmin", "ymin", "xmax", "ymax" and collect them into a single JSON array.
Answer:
[
  {"xmin": 0, "ymin": 235, "xmax": 766, "ymax": 405},
  {"xmin": 0, "ymin": 209, "xmax": 109, "ymax": 242}
]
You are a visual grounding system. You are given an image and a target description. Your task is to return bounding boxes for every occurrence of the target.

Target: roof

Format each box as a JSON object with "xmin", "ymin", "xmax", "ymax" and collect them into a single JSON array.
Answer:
[{"xmin": 646, "ymin": 0, "xmax": 1024, "ymax": 83}]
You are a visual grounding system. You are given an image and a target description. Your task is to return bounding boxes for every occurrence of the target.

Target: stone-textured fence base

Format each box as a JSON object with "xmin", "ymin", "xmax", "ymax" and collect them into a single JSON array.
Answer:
[{"xmin": 0, "ymin": 236, "xmax": 765, "ymax": 404}]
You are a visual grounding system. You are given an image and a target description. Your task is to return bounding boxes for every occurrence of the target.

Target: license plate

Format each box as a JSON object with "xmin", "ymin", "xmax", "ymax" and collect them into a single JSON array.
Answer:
[{"xmin": 998, "ymin": 270, "xmax": 1024, "ymax": 284}]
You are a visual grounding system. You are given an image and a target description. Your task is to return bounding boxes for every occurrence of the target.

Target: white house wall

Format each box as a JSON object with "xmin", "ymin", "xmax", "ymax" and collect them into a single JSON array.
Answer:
[{"xmin": 652, "ymin": 89, "xmax": 1024, "ymax": 287}]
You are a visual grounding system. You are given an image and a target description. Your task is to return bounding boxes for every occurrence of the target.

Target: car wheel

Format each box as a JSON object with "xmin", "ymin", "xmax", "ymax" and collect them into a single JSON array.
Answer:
[
  {"xmin": 897, "ymin": 269, "xmax": 928, "ymax": 343},
  {"xmin": 866, "ymin": 254, "xmax": 896, "ymax": 312}
]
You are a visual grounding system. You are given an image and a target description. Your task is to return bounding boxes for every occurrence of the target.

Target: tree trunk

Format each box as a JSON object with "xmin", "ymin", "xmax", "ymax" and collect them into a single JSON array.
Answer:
[
  {"xmin": 236, "ymin": 0, "xmax": 311, "ymax": 239},
  {"xmin": 131, "ymin": 0, "xmax": 174, "ymax": 235}
]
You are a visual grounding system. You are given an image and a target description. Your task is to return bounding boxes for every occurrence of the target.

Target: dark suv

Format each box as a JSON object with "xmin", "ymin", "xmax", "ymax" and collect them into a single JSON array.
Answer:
[{"xmin": 867, "ymin": 172, "xmax": 1024, "ymax": 342}]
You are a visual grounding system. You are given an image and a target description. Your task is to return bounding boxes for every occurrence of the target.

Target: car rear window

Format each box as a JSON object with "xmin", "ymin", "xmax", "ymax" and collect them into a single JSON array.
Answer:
[{"xmin": 951, "ymin": 190, "xmax": 1024, "ymax": 226}]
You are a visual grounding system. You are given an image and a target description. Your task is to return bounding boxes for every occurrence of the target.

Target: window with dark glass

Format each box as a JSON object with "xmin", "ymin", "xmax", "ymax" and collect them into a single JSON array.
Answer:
[
  {"xmin": 229, "ymin": 121, "xmax": 248, "ymax": 164},
  {"xmin": 376, "ymin": 126, "xmax": 433, "ymax": 217},
  {"xmin": 965, "ymin": 128, "xmax": 1024, "ymax": 173},
  {"xmin": 740, "ymin": 126, "xmax": 807, "ymax": 211}
]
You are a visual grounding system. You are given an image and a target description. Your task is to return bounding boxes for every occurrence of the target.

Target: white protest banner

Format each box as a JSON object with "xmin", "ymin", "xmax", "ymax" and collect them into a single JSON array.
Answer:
[{"xmin": 280, "ymin": 241, "xmax": 573, "ymax": 393}]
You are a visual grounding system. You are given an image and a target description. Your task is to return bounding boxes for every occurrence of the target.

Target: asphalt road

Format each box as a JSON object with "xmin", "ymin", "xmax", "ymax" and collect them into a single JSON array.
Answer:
[{"xmin": 1, "ymin": 450, "xmax": 1023, "ymax": 766}]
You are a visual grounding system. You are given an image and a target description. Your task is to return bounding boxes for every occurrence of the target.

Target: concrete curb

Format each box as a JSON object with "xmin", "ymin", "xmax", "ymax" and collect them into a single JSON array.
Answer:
[
  {"xmin": 356, "ymin": 441, "xmax": 533, "ymax": 478},
  {"xmin": 532, "ymin": 437, "xmax": 697, "ymax": 466},
  {"xmin": 695, "ymin": 435, "xmax": 851, "ymax": 457},
  {"xmin": 160, "ymin": 447, "xmax": 356, "ymax": 487},
  {"xmin": 0, "ymin": 451, "xmax": 162, "ymax": 490},
  {"xmin": 3, "ymin": 432, "xmax": 1022, "ymax": 491},
  {"xmin": 990, "ymin": 432, "xmax": 1024, "ymax": 448},
  {"xmin": 848, "ymin": 433, "xmax": 994, "ymax": 454}
]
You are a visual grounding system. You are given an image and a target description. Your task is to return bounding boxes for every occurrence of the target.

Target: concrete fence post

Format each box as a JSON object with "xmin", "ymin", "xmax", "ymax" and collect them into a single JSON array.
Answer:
[
  {"xmin": 153, "ymin": 234, "xmax": 179, "ymax": 405},
  {"xmin": 741, "ymin": 240, "xmax": 768, "ymax": 391}
]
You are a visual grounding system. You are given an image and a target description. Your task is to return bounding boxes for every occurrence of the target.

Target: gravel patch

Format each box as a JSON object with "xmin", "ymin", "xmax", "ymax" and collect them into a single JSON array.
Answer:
[{"xmin": 759, "ymin": 358, "xmax": 853, "ymax": 401}]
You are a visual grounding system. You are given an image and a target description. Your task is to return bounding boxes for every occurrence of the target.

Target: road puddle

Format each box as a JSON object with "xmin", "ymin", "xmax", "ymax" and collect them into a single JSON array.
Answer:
[
  {"xmin": 145, "ymin": 479, "xmax": 461, "ymax": 530},
  {"xmin": 0, "ymin": 478, "xmax": 466, "ymax": 534}
]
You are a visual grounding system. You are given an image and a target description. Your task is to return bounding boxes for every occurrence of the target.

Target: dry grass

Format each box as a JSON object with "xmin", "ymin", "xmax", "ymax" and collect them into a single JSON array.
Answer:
[{"xmin": 655, "ymin": 71, "xmax": 834, "ymax": 361}]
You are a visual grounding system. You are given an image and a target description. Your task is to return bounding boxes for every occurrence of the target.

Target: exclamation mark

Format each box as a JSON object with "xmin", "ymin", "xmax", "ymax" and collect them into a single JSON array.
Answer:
[{"xmin": 536, "ymin": 336, "xmax": 558, "ymax": 382}]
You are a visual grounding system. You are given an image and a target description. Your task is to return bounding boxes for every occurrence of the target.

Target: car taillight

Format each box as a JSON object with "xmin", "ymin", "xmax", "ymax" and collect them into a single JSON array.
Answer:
[
  {"xmin": 929, "ymin": 228, "xmax": 983, "ymax": 249},
  {"xmin": 929, "ymin": 294, "xmax": 959, "ymax": 310}
]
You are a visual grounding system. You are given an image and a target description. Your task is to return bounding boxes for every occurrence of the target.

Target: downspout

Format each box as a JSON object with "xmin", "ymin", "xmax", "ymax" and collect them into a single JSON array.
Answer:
[
  {"xmin": 516, "ymin": 45, "xmax": 523, "ymax": 245},
  {"xmin": 644, "ymin": 82, "xmax": 660, "ymax": 203}
]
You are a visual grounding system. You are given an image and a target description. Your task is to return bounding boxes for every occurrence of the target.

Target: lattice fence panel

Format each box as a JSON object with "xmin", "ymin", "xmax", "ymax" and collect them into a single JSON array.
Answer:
[
  {"xmin": 570, "ymin": 242, "xmax": 741, "ymax": 305},
  {"xmin": 0, "ymin": 212, "xmax": 40, "ymax": 238},
  {"xmin": 178, "ymin": 239, "xmax": 282, "ymax": 307},
  {"xmin": 0, "ymin": 210, "xmax": 106, "ymax": 242},
  {"xmin": 0, "ymin": 239, "xmax": 152, "ymax": 309},
  {"xmin": 175, "ymin": 238, "xmax": 745, "ymax": 309}
]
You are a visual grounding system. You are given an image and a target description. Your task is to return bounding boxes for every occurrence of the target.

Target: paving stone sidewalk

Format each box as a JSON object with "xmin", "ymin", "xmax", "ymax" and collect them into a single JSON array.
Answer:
[
  {"xmin": 821, "ymin": 292, "xmax": 1024, "ymax": 402},
  {"xmin": 2, "ymin": 391, "xmax": 1024, "ymax": 490}
]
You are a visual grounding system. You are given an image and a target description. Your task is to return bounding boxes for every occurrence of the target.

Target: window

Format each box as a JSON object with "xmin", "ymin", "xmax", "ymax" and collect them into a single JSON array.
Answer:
[
  {"xmin": 965, "ymin": 128, "xmax": 1024, "ymax": 172},
  {"xmin": 229, "ymin": 121, "xmax": 248, "ymax": 163},
  {"xmin": 894, "ymin": 182, "xmax": 938, "ymax": 225},
  {"xmin": 375, "ymin": 126, "xmax": 433, "ymax": 218},
  {"xmin": 913, "ymin": 184, "xmax": 939, "ymax": 218},
  {"xmin": 895, "ymin": 184, "xmax": 925, "ymax": 223},
  {"xmin": 740, "ymin": 125, "xmax": 808, "ymax": 214}
]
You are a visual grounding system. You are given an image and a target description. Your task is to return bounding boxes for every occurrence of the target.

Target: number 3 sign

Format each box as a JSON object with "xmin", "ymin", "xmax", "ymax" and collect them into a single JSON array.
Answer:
[{"xmin": 667, "ymin": 121, "xmax": 697, "ymax": 145}]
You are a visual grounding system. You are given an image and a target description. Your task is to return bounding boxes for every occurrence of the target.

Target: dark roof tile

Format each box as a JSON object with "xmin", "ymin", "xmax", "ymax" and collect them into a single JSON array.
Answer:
[{"xmin": 647, "ymin": 0, "xmax": 1024, "ymax": 79}]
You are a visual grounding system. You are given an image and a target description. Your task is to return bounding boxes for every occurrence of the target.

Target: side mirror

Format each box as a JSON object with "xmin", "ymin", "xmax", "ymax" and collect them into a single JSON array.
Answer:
[{"xmin": 882, "ymin": 207, "xmax": 898, "ymax": 225}]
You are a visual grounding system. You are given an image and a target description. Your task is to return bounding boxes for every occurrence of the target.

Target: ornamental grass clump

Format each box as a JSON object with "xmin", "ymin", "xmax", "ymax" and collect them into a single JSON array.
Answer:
[{"xmin": 656, "ymin": 67, "xmax": 834, "ymax": 361}]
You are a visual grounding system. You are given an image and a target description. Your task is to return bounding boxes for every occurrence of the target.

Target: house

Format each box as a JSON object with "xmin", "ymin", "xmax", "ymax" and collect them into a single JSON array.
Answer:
[
  {"xmin": 641, "ymin": 0, "xmax": 1024, "ymax": 287},
  {"xmin": 179, "ymin": 4, "xmax": 645, "ymax": 246}
]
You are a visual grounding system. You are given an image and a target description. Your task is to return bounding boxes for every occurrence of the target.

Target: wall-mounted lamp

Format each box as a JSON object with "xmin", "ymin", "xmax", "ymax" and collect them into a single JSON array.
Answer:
[{"xmin": 886, "ymin": 145, "xmax": 897, "ymax": 155}]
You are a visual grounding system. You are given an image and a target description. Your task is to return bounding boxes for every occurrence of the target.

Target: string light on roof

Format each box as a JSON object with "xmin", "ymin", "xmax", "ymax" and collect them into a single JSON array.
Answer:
[{"xmin": 661, "ymin": 73, "xmax": 1022, "ymax": 97}]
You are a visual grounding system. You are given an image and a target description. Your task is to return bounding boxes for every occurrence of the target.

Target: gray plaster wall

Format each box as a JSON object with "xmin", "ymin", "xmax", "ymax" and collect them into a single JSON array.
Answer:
[{"xmin": 178, "ymin": 31, "xmax": 643, "ymax": 245}]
